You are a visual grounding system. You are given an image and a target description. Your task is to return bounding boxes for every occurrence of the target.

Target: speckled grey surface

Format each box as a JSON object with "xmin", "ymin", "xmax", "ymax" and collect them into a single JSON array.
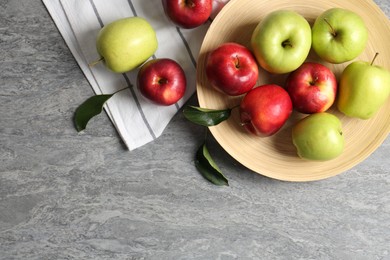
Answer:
[{"xmin": 1, "ymin": 1, "xmax": 389, "ymax": 259}]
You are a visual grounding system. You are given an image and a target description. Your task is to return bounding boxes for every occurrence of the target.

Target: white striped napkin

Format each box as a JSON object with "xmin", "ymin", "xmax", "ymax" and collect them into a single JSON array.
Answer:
[{"xmin": 42, "ymin": 0, "xmax": 229, "ymax": 150}]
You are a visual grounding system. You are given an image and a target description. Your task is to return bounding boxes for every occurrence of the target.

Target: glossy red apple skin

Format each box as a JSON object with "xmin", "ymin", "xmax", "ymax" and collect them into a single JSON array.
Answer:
[
  {"xmin": 162, "ymin": 0, "xmax": 212, "ymax": 29},
  {"xmin": 240, "ymin": 84, "xmax": 293, "ymax": 136},
  {"xmin": 206, "ymin": 42, "xmax": 259, "ymax": 96},
  {"xmin": 285, "ymin": 62, "xmax": 337, "ymax": 114},
  {"xmin": 137, "ymin": 58, "xmax": 186, "ymax": 106}
]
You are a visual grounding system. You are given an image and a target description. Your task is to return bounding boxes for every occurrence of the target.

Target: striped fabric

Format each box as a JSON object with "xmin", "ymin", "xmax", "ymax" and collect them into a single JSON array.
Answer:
[{"xmin": 42, "ymin": 0, "xmax": 229, "ymax": 150}]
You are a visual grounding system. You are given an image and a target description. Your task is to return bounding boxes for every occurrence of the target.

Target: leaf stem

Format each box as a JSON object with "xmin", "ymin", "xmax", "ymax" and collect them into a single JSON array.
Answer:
[
  {"xmin": 231, "ymin": 104, "xmax": 240, "ymax": 110},
  {"xmin": 112, "ymin": 86, "xmax": 132, "ymax": 95},
  {"xmin": 204, "ymin": 127, "xmax": 209, "ymax": 140}
]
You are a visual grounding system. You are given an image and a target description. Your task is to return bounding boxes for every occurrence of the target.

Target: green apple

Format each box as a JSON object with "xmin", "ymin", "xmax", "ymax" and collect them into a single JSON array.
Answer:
[
  {"xmin": 251, "ymin": 10, "xmax": 311, "ymax": 74},
  {"xmin": 95, "ymin": 17, "xmax": 158, "ymax": 73},
  {"xmin": 311, "ymin": 8, "xmax": 368, "ymax": 64},
  {"xmin": 337, "ymin": 53, "xmax": 390, "ymax": 119},
  {"xmin": 292, "ymin": 113, "xmax": 344, "ymax": 161}
]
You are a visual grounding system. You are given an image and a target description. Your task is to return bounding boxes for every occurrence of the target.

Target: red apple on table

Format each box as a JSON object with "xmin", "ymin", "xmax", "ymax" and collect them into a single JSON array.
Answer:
[
  {"xmin": 240, "ymin": 84, "xmax": 293, "ymax": 136},
  {"xmin": 285, "ymin": 62, "xmax": 337, "ymax": 114},
  {"xmin": 206, "ymin": 42, "xmax": 259, "ymax": 96},
  {"xmin": 137, "ymin": 58, "xmax": 186, "ymax": 106},
  {"xmin": 162, "ymin": 0, "xmax": 212, "ymax": 29}
]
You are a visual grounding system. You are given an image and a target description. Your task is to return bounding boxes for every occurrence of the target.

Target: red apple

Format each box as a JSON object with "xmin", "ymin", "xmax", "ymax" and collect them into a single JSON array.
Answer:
[
  {"xmin": 240, "ymin": 84, "xmax": 293, "ymax": 136},
  {"xmin": 206, "ymin": 42, "xmax": 259, "ymax": 96},
  {"xmin": 162, "ymin": 0, "xmax": 212, "ymax": 29},
  {"xmin": 285, "ymin": 62, "xmax": 337, "ymax": 114},
  {"xmin": 210, "ymin": 0, "xmax": 230, "ymax": 20},
  {"xmin": 137, "ymin": 58, "xmax": 186, "ymax": 106}
]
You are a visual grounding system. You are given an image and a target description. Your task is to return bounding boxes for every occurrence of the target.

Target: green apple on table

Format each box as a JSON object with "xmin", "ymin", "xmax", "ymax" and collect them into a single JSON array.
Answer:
[
  {"xmin": 94, "ymin": 17, "xmax": 158, "ymax": 73},
  {"xmin": 311, "ymin": 8, "xmax": 368, "ymax": 64},
  {"xmin": 292, "ymin": 113, "xmax": 344, "ymax": 161},
  {"xmin": 337, "ymin": 53, "xmax": 390, "ymax": 119},
  {"xmin": 251, "ymin": 10, "xmax": 312, "ymax": 74}
]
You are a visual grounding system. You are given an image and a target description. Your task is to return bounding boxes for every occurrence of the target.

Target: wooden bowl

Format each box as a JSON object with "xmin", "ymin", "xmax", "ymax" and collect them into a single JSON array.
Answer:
[{"xmin": 196, "ymin": 0, "xmax": 390, "ymax": 181}]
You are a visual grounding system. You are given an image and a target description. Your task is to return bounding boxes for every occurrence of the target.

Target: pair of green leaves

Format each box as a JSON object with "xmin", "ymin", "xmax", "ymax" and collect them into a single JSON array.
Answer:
[
  {"xmin": 74, "ymin": 92, "xmax": 232, "ymax": 187},
  {"xmin": 183, "ymin": 106, "xmax": 233, "ymax": 186},
  {"xmin": 74, "ymin": 94, "xmax": 232, "ymax": 132}
]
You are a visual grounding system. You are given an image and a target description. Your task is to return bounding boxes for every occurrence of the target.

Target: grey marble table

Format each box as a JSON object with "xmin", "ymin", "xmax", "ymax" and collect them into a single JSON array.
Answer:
[{"xmin": 1, "ymin": 1, "xmax": 389, "ymax": 259}]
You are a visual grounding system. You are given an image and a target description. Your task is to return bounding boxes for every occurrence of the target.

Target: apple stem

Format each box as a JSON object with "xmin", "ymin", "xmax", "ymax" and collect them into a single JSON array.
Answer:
[
  {"xmin": 88, "ymin": 57, "xmax": 104, "ymax": 67},
  {"xmin": 158, "ymin": 78, "xmax": 168, "ymax": 84},
  {"xmin": 282, "ymin": 40, "xmax": 292, "ymax": 48},
  {"xmin": 185, "ymin": 0, "xmax": 195, "ymax": 8},
  {"xmin": 235, "ymin": 55, "xmax": 240, "ymax": 68},
  {"xmin": 324, "ymin": 18, "xmax": 337, "ymax": 37},
  {"xmin": 310, "ymin": 77, "xmax": 318, "ymax": 86},
  {"xmin": 370, "ymin": 52, "xmax": 379, "ymax": 66}
]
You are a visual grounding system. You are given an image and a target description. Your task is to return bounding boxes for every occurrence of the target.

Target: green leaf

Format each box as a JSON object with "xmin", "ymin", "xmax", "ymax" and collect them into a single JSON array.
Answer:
[
  {"xmin": 183, "ymin": 106, "xmax": 231, "ymax": 127},
  {"xmin": 74, "ymin": 94, "xmax": 114, "ymax": 132},
  {"xmin": 195, "ymin": 143, "xmax": 229, "ymax": 186}
]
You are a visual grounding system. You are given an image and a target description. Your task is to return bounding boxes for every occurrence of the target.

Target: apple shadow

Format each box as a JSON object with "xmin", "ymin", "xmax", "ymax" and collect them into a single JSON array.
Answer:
[
  {"xmin": 228, "ymin": 22, "xmax": 259, "ymax": 48},
  {"xmin": 271, "ymin": 111, "xmax": 306, "ymax": 158}
]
